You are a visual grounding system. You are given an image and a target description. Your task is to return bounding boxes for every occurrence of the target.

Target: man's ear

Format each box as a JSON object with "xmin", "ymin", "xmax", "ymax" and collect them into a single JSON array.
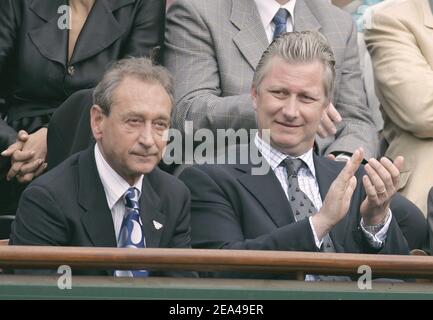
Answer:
[
  {"xmin": 90, "ymin": 105, "xmax": 105, "ymax": 140},
  {"xmin": 251, "ymin": 87, "xmax": 259, "ymax": 112}
]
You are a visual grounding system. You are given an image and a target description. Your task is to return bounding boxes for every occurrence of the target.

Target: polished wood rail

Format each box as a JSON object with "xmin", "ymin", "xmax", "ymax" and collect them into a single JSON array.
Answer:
[{"xmin": 0, "ymin": 246, "xmax": 432, "ymax": 278}]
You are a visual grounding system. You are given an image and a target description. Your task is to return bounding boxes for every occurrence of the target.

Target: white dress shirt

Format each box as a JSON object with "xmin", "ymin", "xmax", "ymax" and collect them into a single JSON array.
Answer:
[
  {"xmin": 94, "ymin": 144, "xmax": 144, "ymax": 245},
  {"xmin": 254, "ymin": 133, "xmax": 392, "ymax": 249},
  {"xmin": 254, "ymin": 0, "xmax": 297, "ymax": 43}
]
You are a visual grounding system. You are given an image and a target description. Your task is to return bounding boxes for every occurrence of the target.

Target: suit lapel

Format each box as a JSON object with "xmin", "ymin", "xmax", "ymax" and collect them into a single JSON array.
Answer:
[
  {"xmin": 69, "ymin": 0, "xmax": 133, "ymax": 65},
  {"xmin": 293, "ymin": 0, "xmax": 321, "ymax": 32},
  {"xmin": 230, "ymin": 0, "xmax": 269, "ymax": 70},
  {"xmin": 78, "ymin": 147, "xmax": 117, "ymax": 248},
  {"xmin": 139, "ymin": 175, "xmax": 166, "ymax": 248},
  {"xmin": 313, "ymin": 154, "xmax": 349, "ymax": 252},
  {"xmin": 29, "ymin": 0, "xmax": 68, "ymax": 67},
  {"xmin": 236, "ymin": 144, "xmax": 295, "ymax": 228},
  {"xmin": 29, "ymin": 0, "xmax": 135, "ymax": 67}
]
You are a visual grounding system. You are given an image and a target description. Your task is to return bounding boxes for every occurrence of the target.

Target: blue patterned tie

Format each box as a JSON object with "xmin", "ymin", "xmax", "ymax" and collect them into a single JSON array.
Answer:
[
  {"xmin": 115, "ymin": 187, "xmax": 149, "ymax": 277},
  {"xmin": 272, "ymin": 8, "xmax": 290, "ymax": 40}
]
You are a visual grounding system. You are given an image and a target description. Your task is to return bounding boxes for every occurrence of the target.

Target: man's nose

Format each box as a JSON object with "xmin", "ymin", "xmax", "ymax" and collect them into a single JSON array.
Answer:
[
  {"xmin": 281, "ymin": 96, "xmax": 299, "ymax": 119},
  {"xmin": 138, "ymin": 122, "xmax": 155, "ymax": 148}
]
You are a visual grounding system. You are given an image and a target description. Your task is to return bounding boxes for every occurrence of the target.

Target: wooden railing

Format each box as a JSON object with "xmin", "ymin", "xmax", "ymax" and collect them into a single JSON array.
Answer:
[{"xmin": 1, "ymin": 246, "xmax": 433, "ymax": 279}]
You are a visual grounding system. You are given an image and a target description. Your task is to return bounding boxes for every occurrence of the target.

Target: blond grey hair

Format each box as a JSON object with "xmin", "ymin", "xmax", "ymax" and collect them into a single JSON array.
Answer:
[
  {"xmin": 252, "ymin": 31, "xmax": 336, "ymax": 103},
  {"xmin": 93, "ymin": 57, "xmax": 174, "ymax": 114}
]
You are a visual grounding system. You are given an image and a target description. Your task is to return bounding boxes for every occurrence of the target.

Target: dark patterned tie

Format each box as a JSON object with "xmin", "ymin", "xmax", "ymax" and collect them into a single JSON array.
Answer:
[
  {"xmin": 115, "ymin": 187, "xmax": 149, "ymax": 277},
  {"xmin": 282, "ymin": 158, "xmax": 336, "ymax": 253},
  {"xmin": 272, "ymin": 8, "xmax": 290, "ymax": 40}
]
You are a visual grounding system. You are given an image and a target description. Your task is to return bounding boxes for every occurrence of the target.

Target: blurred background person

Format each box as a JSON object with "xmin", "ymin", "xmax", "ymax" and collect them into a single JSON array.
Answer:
[
  {"xmin": 164, "ymin": 0, "xmax": 379, "ymax": 163},
  {"xmin": 339, "ymin": 0, "xmax": 384, "ymax": 133},
  {"xmin": 364, "ymin": 0, "xmax": 433, "ymax": 216}
]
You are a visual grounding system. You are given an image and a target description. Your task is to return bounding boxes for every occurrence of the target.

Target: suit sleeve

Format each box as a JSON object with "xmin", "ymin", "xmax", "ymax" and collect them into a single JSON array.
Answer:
[
  {"xmin": 357, "ymin": 192, "xmax": 426, "ymax": 255},
  {"xmin": 168, "ymin": 184, "xmax": 193, "ymax": 250},
  {"xmin": 0, "ymin": 118, "xmax": 16, "ymax": 150},
  {"xmin": 155, "ymin": 182, "xmax": 198, "ymax": 278},
  {"xmin": 325, "ymin": 19, "xmax": 378, "ymax": 159},
  {"xmin": 0, "ymin": 0, "xmax": 18, "ymax": 148},
  {"xmin": 364, "ymin": 9, "xmax": 433, "ymax": 138},
  {"xmin": 0, "ymin": 118, "xmax": 16, "ymax": 175},
  {"xmin": 10, "ymin": 185, "xmax": 69, "ymax": 246},
  {"xmin": 163, "ymin": 0, "xmax": 256, "ymax": 133},
  {"xmin": 121, "ymin": 0, "xmax": 165, "ymax": 63},
  {"xmin": 0, "ymin": 0, "xmax": 17, "ymax": 72},
  {"xmin": 179, "ymin": 166, "xmax": 319, "ymax": 253},
  {"xmin": 349, "ymin": 166, "xmax": 426, "ymax": 254}
]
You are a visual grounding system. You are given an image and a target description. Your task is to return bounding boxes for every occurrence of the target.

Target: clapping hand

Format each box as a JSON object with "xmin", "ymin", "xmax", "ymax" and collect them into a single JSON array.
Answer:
[
  {"xmin": 360, "ymin": 156, "xmax": 404, "ymax": 225},
  {"xmin": 311, "ymin": 148, "xmax": 364, "ymax": 240},
  {"xmin": 317, "ymin": 102, "xmax": 342, "ymax": 138}
]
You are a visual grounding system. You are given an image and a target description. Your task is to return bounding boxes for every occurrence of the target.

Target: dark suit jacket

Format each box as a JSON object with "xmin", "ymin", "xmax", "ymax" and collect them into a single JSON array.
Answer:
[
  {"xmin": 0, "ymin": 119, "xmax": 17, "ymax": 176},
  {"xmin": 10, "ymin": 146, "xmax": 193, "ymax": 277},
  {"xmin": 179, "ymin": 144, "xmax": 428, "ymax": 278},
  {"xmin": 0, "ymin": 0, "xmax": 165, "ymax": 141}
]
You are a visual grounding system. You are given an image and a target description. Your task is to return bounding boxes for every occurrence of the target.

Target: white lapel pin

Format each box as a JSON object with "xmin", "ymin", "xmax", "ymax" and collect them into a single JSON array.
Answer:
[{"xmin": 153, "ymin": 220, "xmax": 163, "ymax": 230}]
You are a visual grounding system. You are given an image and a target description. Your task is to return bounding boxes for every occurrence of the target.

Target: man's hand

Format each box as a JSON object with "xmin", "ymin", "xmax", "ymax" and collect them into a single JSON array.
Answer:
[
  {"xmin": 326, "ymin": 154, "xmax": 336, "ymax": 161},
  {"xmin": 311, "ymin": 148, "xmax": 364, "ymax": 240},
  {"xmin": 317, "ymin": 103, "xmax": 342, "ymax": 138},
  {"xmin": 360, "ymin": 156, "xmax": 404, "ymax": 225}
]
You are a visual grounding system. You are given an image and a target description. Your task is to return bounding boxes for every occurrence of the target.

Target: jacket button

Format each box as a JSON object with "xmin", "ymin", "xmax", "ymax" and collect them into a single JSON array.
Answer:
[{"xmin": 67, "ymin": 65, "xmax": 75, "ymax": 76}]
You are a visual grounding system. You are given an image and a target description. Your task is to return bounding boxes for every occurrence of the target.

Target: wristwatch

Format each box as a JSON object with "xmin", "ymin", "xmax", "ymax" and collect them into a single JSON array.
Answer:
[
  {"xmin": 333, "ymin": 152, "xmax": 368, "ymax": 164},
  {"xmin": 361, "ymin": 210, "xmax": 391, "ymax": 235},
  {"xmin": 334, "ymin": 153, "xmax": 351, "ymax": 162}
]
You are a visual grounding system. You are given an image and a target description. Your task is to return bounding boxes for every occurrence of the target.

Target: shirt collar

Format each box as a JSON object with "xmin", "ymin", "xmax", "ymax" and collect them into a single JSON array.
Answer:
[
  {"xmin": 254, "ymin": 132, "xmax": 316, "ymax": 178},
  {"xmin": 94, "ymin": 144, "xmax": 144, "ymax": 210},
  {"xmin": 254, "ymin": 0, "xmax": 296, "ymax": 31}
]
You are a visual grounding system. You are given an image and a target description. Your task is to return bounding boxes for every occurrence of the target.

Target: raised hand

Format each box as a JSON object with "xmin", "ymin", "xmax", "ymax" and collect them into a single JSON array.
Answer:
[
  {"xmin": 317, "ymin": 102, "xmax": 342, "ymax": 138},
  {"xmin": 360, "ymin": 156, "xmax": 404, "ymax": 225},
  {"xmin": 311, "ymin": 148, "xmax": 364, "ymax": 240}
]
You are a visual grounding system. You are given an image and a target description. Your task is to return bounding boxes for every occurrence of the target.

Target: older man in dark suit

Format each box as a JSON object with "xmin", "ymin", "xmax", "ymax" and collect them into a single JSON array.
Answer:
[
  {"xmin": 178, "ymin": 32, "xmax": 427, "ymax": 279},
  {"xmin": 10, "ymin": 58, "xmax": 193, "ymax": 277}
]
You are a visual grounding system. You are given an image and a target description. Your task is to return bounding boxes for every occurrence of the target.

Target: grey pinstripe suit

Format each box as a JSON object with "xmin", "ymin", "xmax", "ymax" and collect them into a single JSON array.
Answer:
[{"xmin": 164, "ymin": 0, "xmax": 378, "ymax": 158}]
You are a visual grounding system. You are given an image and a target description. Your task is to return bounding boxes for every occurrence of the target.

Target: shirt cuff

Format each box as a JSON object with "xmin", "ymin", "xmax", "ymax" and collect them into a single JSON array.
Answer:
[
  {"xmin": 360, "ymin": 209, "xmax": 393, "ymax": 249},
  {"xmin": 309, "ymin": 216, "xmax": 324, "ymax": 249}
]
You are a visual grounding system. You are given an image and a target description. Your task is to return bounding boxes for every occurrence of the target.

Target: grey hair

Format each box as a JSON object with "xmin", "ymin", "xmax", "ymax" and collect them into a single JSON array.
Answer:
[
  {"xmin": 93, "ymin": 57, "xmax": 174, "ymax": 114},
  {"xmin": 252, "ymin": 31, "xmax": 336, "ymax": 103}
]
